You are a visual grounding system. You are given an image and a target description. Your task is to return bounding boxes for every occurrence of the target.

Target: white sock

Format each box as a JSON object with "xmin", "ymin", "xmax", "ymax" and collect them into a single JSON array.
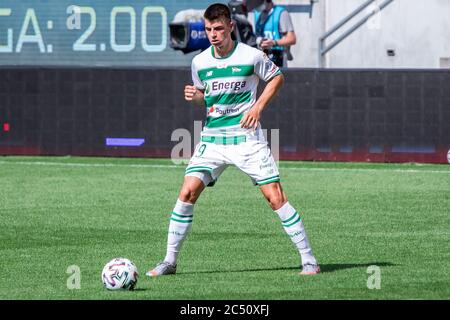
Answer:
[
  {"xmin": 164, "ymin": 199, "xmax": 194, "ymax": 265},
  {"xmin": 275, "ymin": 202, "xmax": 317, "ymax": 266}
]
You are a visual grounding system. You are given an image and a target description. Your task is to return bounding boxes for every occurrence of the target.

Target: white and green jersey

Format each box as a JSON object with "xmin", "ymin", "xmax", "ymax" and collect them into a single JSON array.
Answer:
[{"xmin": 191, "ymin": 41, "xmax": 281, "ymax": 137}]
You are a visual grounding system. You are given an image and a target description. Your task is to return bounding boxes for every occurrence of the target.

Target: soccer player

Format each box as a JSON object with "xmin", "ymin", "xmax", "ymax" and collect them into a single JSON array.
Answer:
[{"xmin": 146, "ymin": 3, "xmax": 320, "ymax": 277}]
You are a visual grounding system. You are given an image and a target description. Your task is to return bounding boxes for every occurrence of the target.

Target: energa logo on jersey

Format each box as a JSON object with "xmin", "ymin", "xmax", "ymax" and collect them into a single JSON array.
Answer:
[
  {"xmin": 211, "ymin": 80, "xmax": 246, "ymax": 91},
  {"xmin": 204, "ymin": 80, "xmax": 247, "ymax": 96},
  {"xmin": 204, "ymin": 82, "xmax": 211, "ymax": 96}
]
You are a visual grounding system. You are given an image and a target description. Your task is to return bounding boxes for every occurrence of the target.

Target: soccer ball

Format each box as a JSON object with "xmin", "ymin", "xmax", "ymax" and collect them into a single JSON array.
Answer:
[{"xmin": 101, "ymin": 258, "xmax": 139, "ymax": 290}]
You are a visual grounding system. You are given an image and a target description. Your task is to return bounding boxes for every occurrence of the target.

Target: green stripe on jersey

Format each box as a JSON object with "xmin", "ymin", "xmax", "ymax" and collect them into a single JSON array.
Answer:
[
  {"xmin": 201, "ymin": 135, "xmax": 246, "ymax": 145},
  {"xmin": 205, "ymin": 113, "xmax": 243, "ymax": 128},
  {"xmin": 198, "ymin": 65, "xmax": 254, "ymax": 81},
  {"xmin": 204, "ymin": 91, "xmax": 252, "ymax": 108}
]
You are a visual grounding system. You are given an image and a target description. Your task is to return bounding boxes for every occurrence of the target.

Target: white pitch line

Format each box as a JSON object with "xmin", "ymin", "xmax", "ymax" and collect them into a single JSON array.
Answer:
[
  {"xmin": 0, "ymin": 160, "xmax": 180, "ymax": 169},
  {"xmin": 0, "ymin": 160, "xmax": 449, "ymax": 174},
  {"xmin": 280, "ymin": 166, "xmax": 450, "ymax": 174}
]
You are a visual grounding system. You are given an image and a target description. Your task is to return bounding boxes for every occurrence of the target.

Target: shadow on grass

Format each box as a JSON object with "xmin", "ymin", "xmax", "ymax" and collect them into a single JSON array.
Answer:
[
  {"xmin": 178, "ymin": 262, "xmax": 397, "ymax": 275},
  {"xmin": 320, "ymin": 262, "xmax": 396, "ymax": 273}
]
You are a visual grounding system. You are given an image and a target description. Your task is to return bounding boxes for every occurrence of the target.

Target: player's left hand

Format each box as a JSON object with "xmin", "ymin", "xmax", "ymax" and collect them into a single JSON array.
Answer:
[{"xmin": 240, "ymin": 107, "xmax": 261, "ymax": 129}]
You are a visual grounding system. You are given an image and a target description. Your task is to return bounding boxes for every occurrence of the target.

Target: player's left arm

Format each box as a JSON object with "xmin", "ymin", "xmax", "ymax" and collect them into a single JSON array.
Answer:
[{"xmin": 240, "ymin": 73, "xmax": 284, "ymax": 129}]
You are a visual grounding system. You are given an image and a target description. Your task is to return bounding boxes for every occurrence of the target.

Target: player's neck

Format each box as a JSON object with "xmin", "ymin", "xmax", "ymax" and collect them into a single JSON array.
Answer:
[{"xmin": 213, "ymin": 39, "xmax": 235, "ymax": 58}]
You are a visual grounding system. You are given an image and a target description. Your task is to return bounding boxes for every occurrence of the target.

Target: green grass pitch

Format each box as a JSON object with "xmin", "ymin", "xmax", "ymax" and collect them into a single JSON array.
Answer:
[{"xmin": 0, "ymin": 156, "xmax": 449, "ymax": 300}]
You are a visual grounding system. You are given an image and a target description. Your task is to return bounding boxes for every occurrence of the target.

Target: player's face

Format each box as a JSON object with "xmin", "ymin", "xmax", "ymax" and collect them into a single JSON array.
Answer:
[{"xmin": 204, "ymin": 18, "xmax": 233, "ymax": 47}]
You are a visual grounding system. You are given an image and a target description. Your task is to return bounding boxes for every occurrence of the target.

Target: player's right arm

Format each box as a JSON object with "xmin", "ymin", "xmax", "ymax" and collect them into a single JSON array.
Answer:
[
  {"xmin": 184, "ymin": 85, "xmax": 205, "ymax": 107},
  {"xmin": 187, "ymin": 57, "xmax": 206, "ymax": 107}
]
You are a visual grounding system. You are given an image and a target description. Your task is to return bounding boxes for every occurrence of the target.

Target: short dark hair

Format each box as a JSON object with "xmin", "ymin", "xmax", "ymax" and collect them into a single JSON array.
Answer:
[{"xmin": 204, "ymin": 3, "xmax": 231, "ymax": 22}]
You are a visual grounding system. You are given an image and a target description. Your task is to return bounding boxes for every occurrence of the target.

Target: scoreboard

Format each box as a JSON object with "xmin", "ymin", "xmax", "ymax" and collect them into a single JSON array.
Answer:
[{"xmin": 0, "ymin": 0, "xmax": 219, "ymax": 66}]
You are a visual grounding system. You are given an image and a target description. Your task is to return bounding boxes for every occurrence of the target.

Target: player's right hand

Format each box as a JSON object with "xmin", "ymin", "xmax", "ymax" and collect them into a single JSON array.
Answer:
[{"xmin": 184, "ymin": 85, "xmax": 198, "ymax": 101}]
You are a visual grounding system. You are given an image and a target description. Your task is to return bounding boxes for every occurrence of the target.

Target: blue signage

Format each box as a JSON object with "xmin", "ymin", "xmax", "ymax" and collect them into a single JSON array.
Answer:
[{"xmin": 0, "ymin": 0, "xmax": 224, "ymax": 66}]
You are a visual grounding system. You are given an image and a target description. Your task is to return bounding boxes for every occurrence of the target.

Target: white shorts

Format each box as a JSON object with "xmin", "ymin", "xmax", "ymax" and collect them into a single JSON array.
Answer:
[{"xmin": 185, "ymin": 128, "xmax": 280, "ymax": 187}]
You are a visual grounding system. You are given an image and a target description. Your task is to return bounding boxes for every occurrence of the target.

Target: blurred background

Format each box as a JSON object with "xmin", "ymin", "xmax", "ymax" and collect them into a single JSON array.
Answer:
[{"xmin": 0, "ymin": 0, "xmax": 449, "ymax": 163}]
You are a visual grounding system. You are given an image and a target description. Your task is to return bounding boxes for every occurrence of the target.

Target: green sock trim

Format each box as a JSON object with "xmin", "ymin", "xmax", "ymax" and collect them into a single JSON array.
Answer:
[
  {"xmin": 283, "ymin": 215, "xmax": 301, "ymax": 228},
  {"xmin": 171, "ymin": 212, "xmax": 193, "ymax": 218},
  {"xmin": 170, "ymin": 217, "xmax": 193, "ymax": 223},
  {"xmin": 282, "ymin": 211, "xmax": 298, "ymax": 224}
]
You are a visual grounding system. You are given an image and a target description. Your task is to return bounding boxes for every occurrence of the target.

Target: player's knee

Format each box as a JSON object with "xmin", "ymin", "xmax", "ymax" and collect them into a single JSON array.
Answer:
[
  {"xmin": 179, "ymin": 187, "xmax": 200, "ymax": 204},
  {"xmin": 266, "ymin": 192, "xmax": 287, "ymax": 211}
]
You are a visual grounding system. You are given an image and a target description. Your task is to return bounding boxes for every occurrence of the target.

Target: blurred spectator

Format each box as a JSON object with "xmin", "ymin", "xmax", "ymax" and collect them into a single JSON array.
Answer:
[
  {"xmin": 253, "ymin": 0, "xmax": 296, "ymax": 67},
  {"xmin": 228, "ymin": 0, "xmax": 259, "ymax": 47}
]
